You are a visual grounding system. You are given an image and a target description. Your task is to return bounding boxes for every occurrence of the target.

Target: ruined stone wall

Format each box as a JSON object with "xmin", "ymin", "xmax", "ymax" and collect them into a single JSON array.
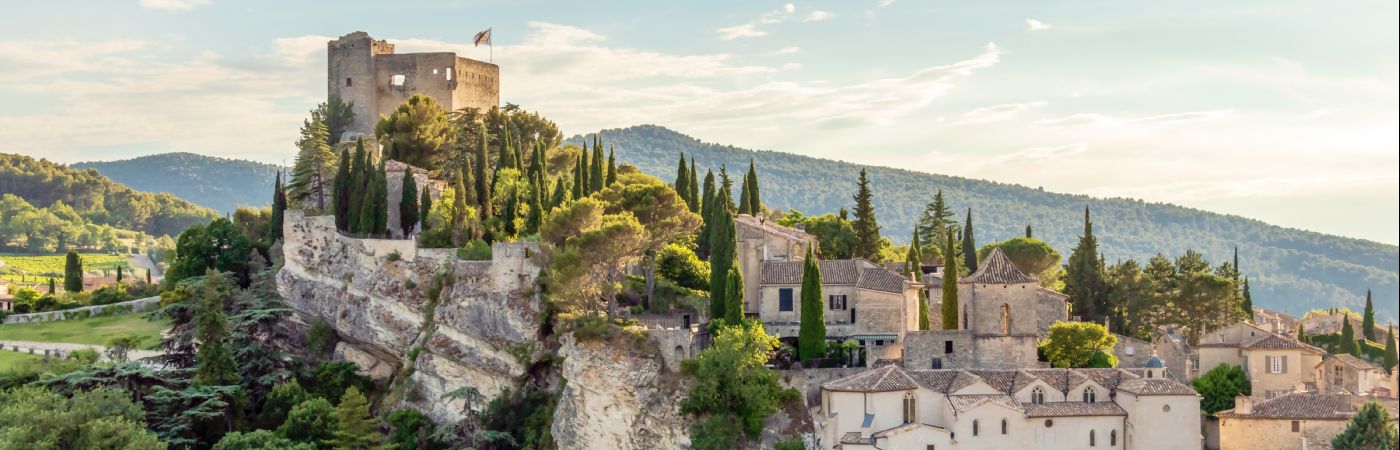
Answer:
[
  {"xmin": 328, "ymin": 32, "xmax": 394, "ymax": 140},
  {"xmin": 373, "ymin": 52, "xmax": 459, "ymax": 123},
  {"xmin": 903, "ymin": 330, "xmax": 973, "ymax": 370},
  {"xmin": 452, "ymin": 57, "xmax": 501, "ymax": 114}
]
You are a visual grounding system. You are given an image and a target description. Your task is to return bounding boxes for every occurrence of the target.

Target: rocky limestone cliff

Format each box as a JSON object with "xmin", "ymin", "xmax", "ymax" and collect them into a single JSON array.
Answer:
[
  {"xmin": 277, "ymin": 211, "xmax": 544, "ymax": 422},
  {"xmin": 552, "ymin": 333, "xmax": 692, "ymax": 450}
]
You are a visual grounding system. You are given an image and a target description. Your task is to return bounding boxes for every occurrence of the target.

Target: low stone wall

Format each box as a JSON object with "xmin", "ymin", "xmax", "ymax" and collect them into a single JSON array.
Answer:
[
  {"xmin": 3, "ymin": 296, "xmax": 161, "ymax": 324},
  {"xmin": 776, "ymin": 367, "xmax": 870, "ymax": 406}
]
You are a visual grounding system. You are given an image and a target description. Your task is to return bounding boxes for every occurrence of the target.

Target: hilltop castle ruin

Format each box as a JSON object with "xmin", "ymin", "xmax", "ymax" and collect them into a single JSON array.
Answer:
[{"xmin": 328, "ymin": 31, "xmax": 500, "ymax": 141}]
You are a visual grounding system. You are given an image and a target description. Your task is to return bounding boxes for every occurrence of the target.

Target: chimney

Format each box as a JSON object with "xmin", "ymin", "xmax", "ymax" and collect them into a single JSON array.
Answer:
[{"xmin": 1234, "ymin": 395, "xmax": 1253, "ymax": 415}]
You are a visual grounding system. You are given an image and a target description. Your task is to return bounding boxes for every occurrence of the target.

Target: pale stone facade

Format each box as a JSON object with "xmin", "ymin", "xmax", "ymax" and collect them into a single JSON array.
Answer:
[
  {"xmin": 817, "ymin": 364, "xmax": 1200, "ymax": 450},
  {"xmin": 1316, "ymin": 353, "xmax": 1392, "ymax": 397},
  {"xmin": 328, "ymin": 32, "xmax": 500, "ymax": 141},
  {"xmin": 1217, "ymin": 392, "xmax": 1398, "ymax": 450},
  {"xmin": 1194, "ymin": 322, "xmax": 1325, "ymax": 398},
  {"xmin": 735, "ymin": 214, "xmax": 817, "ymax": 315}
]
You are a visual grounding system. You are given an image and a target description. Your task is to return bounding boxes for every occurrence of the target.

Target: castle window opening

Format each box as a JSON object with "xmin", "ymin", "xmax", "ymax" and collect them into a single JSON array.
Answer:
[
  {"xmin": 391, "ymin": 74, "xmax": 406, "ymax": 86},
  {"xmin": 433, "ymin": 68, "xmax": 439, "ymax": 74},
  {"xmin": 345, "ymin": 77, "xmax": 352, "ymax": 86},
  {"xmin": 1110, "ymin": 430, "xmax": 1117, "ymax": 446},
  {"xmin": 944, "ymin": 340, "xmax": 954, "ymax": 354},
  {"xmin": 446, "ymin": 67, "xmax": 453, "ymax": 80},
  {"xmin": 1001, "ymin": 303, "xmax": 1011, "ymax": 336},
  {"xmin": 972, "ymin": 419, "xmax": 980, "ymax": 436},
  {"xmin": 1090, "ymin": 430, "xmax": 1096, "ymax": 446}
]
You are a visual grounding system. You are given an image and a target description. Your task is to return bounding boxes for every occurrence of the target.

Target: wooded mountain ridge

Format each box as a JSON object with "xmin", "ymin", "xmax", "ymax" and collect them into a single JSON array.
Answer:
[{"xmin": 72, "ymin": 152, "xmax": 284, "ymax": 215}]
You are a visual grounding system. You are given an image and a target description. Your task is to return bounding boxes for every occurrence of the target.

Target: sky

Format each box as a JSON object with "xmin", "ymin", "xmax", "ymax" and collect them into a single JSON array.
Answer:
[{"xmin": 1, "ymin": 0, "xmax": 1396, "ymax": 244}]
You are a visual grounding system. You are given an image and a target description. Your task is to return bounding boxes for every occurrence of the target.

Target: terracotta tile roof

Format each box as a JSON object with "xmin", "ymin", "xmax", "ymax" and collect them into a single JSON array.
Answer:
[
  {"xmin": 1024, "ymin": 368, "xmax": 1090, "ymax": 393},
  {"xmin": 840, "ymin": 431, "xmax": 869, "ymax": 445},
  {"xmin": 1022, "ymin": 401, "xmax": 1127, "ymax": 418},
  {"xmin": 762, "ymin": 259, "xmax": 909, "ymax": 294},
  {"xmin": 947, "ymin": 394, "xmax": 1020, "ymax": 413},
  {"xmin": 961, "ymin": 247, "xmax": 1037, "ymax": 284},
  {"xmin": 1241, "ymin": 333, "xmax": 1322, "ymax": 353},
  {"xmin": 967, "ymin": 369, "xmax": 1024, "ymax": 392},
  {"xmin": 1116, "ymin": 378, "xmax": 1197, "ymax": 396},
  {"xmin": 1321, "ymin": 353, "xmax": 1383, "ymax": 371},
  {"xmin": 907, "ymin": 370, "xmax": 974, "ymax": 393},
  {"xmin": 823, "ymin": 365, "xmax": 917, "ymax": 392},
  {"xmin": 735, "ymin": 214, "xmax": 815, "ymax": 243},
  {"xmin": 1216, "ymin": 393, "xmax": 1358, "ymax": 420}
]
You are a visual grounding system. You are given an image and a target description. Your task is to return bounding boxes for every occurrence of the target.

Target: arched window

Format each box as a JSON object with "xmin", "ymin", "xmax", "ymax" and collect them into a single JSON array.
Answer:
[
  {"xmin": 1001, "ymin": 418, "xmax": 1008, "ymax": 435},
  {"xmin": 1083, "ymin": 387, "xmax": 1096, "ymax": 403},
  {"xmin": 1031, "ymin": 387, "xmax": 1046, "ymax": 404},
  {"xmin": 1111, "ymin": 430, "xmax": 1117, "ymax": 446},
  {"xmin": 973, "ymin": 419, "xmax": 980, "ymax": 436},
  {"xmin": 903, "ymin": 392, "xmax": 916, "ymax": 424},
  {"xmin": 962, "ymin": 310, "xmax": 969, "ymax": 330},
  {"xmin": 1090, "ymin": 430, "xmax": 1097, "ymax": 447},
  {"xmin": 1001, "ymin": 303, "xmax": 1012, "ymax": 335}
]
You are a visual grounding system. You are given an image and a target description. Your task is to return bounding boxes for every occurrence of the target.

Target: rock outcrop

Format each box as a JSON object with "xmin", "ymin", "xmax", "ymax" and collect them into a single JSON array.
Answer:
[
  {"xmin": 552, "ymin": 333, "xmax": 692, "ymax": 450},
  {"xmin": 277, "ymin": 211, "xmax": 543, "ymax": 422}
]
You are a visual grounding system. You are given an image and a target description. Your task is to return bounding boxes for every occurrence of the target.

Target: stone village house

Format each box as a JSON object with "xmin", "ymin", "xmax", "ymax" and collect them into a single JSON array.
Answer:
[{"xmin": 1216, "ymin": 392, "xmax": 1398, "ymax": 450}]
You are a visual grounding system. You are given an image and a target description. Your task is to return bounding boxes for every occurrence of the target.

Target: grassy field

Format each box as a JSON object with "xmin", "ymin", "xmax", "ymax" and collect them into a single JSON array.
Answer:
[
  {"xmin": 0, "ymin": 350, "xmax": 42, "ymax": 372},
  {"xmin": 0, "ymin": 314, "xmax": 168, "ymax": 348},
  {"xmin": 0, "ymin": 252, "xmax": 131, "ymax": 283}
]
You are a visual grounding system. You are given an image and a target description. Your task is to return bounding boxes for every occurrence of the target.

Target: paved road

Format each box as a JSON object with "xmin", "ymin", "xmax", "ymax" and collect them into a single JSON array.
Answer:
[{"xmin": 0, "ymin": 339, "xmax": 164, "ymax": 362}]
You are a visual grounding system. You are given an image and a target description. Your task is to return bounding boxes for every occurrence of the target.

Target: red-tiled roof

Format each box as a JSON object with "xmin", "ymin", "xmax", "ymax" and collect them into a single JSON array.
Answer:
[
  {"xmin": 1022, "ymin": 401, "xmax": 1128, "ymax": 418},
  {"xmin": 961, "ymin": 248, "xmax": 1037, "ymax": 284},
  {"xmin": 1116, "ymin": 378, "xmax": 1196, "ymax": 396},
  {"xmin": 762, "ymin": 259, "xmax": 910, "ymax": 294}
]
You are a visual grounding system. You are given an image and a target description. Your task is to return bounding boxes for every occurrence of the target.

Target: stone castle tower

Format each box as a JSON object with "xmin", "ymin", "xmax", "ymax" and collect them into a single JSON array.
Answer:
[{"xmin": 328, "ymin": 31, "xmax": 500, "ymax": 142}]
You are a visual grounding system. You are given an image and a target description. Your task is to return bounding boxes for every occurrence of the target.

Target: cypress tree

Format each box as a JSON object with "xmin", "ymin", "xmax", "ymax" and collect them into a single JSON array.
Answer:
[
  {"xmin": 48, "ymin": 277, "xmax": 56, "ymax": 294},
  {"xmin": 497, "ymin": 123, "xmax": 513, "ymax": 171},
  {"xmin": 718, "ymin": 165, "xmax": 734, "ymax": 211},
  {"xmin": 452, "ymin": 165, "xmax": 469, "ymax": 245},
  {"xmin": 579, "ymin": 144, "xmax": 592, "ymax": 195},
  {"xmin": 399, "ymin": 168, "xmax": 418, "ymax": 235},
  {"xmin": 745, "ymin": 158, "xmax": 760, "ymax": 215},
  {"xmin": 1026, "ymin": 224, "xmax": 1033, "ymax": 238},
  {"xmin": 333, "ymin": 150, "xmax": 350, "ymax": 230},
  {"xmin": 502, "ymin": 187, "xmax": 519, "ymax": 238},
  {"xmin": 724, "ymin": 264, "xmax": 744, "ymax": 324},
  {"xmin": 571, "ymin": 152, "xmax": 585, "ymax": 200},
  {"xmin": 738, "ymin": 162, "xmax": 753, "ymax": 215},
  {"xmin": 1384, "ymin": 327, "xmax": 1396, "ymax": 375},
  {"xmin": 1241, "ymin": 278, "xmax": 1254, "ymax": 322},
  {"xmin": 1362, "ymin": 290, "xmax": 1376, "ymax": 341},
  {"xmin": 474, "ymin": 130, "xmax": 491, "ymax": 217},
  {"xmin": 941, "ymin": 230, "xmax": 960, "ymax": 330},
  {"xmin": 355, "ymin": 164, "xmax": 377, "ymax": 234},
  {"xmin": 64, "ymin": 250, "xmax": 83, "ymax": 292},
  {"xmin": 962, "ymin": 208, "xmax": 977, "ymax": 272},
  {"xmin": 674, "ymin": 153, "xmax": 691, "ymax": 206},
  {"xmin": 550, "ymin": 176, "xmax": 567, "ymax": 211},
  {"xmin": 526, "ymin": 141, "xmax": 543, "ymax": 185},
  {"xmin": 606, "ymin": 148, "xmax": 617, "ymax": 186},
  {"xmin": 908, "ymin": 229, "xmax": 930, "ymax": 331},
  {"xmin": 708, "ymin": 189, "xmax": 737, "ymax": 323},
  {"xmin": 590, "ymin": 138, "xmax": 605, "ymax": 193},
  {"xmin": 798, "ymin": 246, "xmax": 826, "ymax": 361},
  {"xmin": 347, "ymin": 138, "xmax": 367, "ymax": 231},
  {"xmin": 145, "ymin": 270, "xmax": 151, "ymax": 285},
  {"xmin": 1066, "ymin": 207, "xmax": 1107, "ymax": 322},
  {"xmin": 116, "ymin": 266, "xmax": 123, "ymax": 283},
  {"xmin": 271, "ymin": 170, "xmax": 287, "ymax": 240},
  {"xmin": 373, "ymin": 160, "xmax": 388, "ymax": 234},
  {"xmin": 688, "ymin": 157, "xmax": 700, "ymax": 214},
  {"xmin": 851, "ymin": 169, "xmax": 882, "ymax": 261},
  {"xmin": 697, "ymin": 170, "xmax": 717, "ymax": 258},
  {"xmin": 1341, "ymin": 318, "xmax": 1359, "ymax": 357},
  {"xmin": 419, "ymin": 185, "xmax": 432, "ymax": 233},
  {"xmin": 525, "ymin": 178, "xmax": 543, "ymax": 235}
]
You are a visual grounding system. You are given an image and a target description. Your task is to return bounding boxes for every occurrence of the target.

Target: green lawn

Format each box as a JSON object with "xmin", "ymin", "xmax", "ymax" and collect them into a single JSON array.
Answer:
[
  {"xmin": 0, "ymin": 252, "xmax": 132, "ymax": 283},
  {"xmin": 0, "ymin": 314, "xmax": 168, "ymax": 348},
  {"xmin": 0, "ymin": 350, "xmax": 43, "ymax": 372}
]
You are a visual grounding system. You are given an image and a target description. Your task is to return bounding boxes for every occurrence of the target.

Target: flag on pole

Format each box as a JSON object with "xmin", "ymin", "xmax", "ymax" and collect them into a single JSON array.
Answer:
[{"xmin": 473, "ymin": 28, "xmax": 492, "ymax": 46}]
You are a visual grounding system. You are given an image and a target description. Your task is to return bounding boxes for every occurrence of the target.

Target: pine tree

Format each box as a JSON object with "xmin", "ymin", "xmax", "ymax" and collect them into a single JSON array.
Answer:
[
  {"xmin": 941, "ymin": 230, "xmax": 960, "ymax": 330},
  {"xmin": 1362, "ymin": 290, "xmax": 1376, "ymax": 341},
  {"xmin": 708, "ymin": 189, "xmax": 738, "ymax": 323},
  {"xmin": 1383, "ymin": 327, "xmax": 1396, "ymax": 375},
  {"xmin": 474, "ymin": 130, "xmax": 491, "ymax": 218},
  {"xmin": 916, "ymin": 190, "xmax": 957, "ymax": 256},
  {"xmin": 798, "ymin": 246, "xmax": 826, "ymax": 361},
  {"xmin": 399, "ymin": 168, "xmax": 419, "ymax": 235},
  {"xmin": 329, "ymin": 386, "xmax": 383, "ymax": 449},
  {"xmin": 1341, "ymin": 318, "xmax": 1359, "ymax": 357},
  {"xmin": 674, "ymin": 153, "xmax": 691, "ymax": 207},
  {"xmin": 606, "ymin": 148, "xmax": 617, "ymax": 186},
  {"xmin": 290, "ymin": 115, "xmax": 335, "ymax": 210},
  {"xmin": 1241, "ymin": 278, "xmax": 1254, "ymax": 322},
  {"xmin": 271, "ymin": 171, "xmax": 287, "ymax": 241},
  {"xmin": 718, "ymin": 165, "xmax": 735, "ymax": 212},
  {"xmin": 907, "ymin": 229, "xmax": 930, "ymax": 331},
  {"xmin": 851, "ymin": 169, "xmax": 883, "ymax": 261},
  {"xmin": 687, "ymin": 157, "xmax": 700, "ymax": 214},
  {"xmin": 64, "ymin": 250, "xmax": 83, "ymax": 292},
  {"xmin": 333, "ymin": 151, "xmax": 351, "ymax": 231},
  {"xmin": 745, "ymin": 158, "xmax": 760, "ymax": 215},
  {"xmin": 1065, "ymin": 207, "xmax": 1107, "ymax": 322},
  {"xmin": 961, "ymin": 208, "xmax": 977, "ymax": 272},
  {"xmin": 418, "ymin": 185, "xmax": 432, "ymax": 233},
  {"xmin": 1330, "ymin": 401, "xmax": 1398, "ymax": 449},
  {"xmin": 372, "ymin": 160, "xmax": 388, "ymax": 234},
  {"xmin": 194, "ymin": 273, "xmax": 240, "ymax": 386}
]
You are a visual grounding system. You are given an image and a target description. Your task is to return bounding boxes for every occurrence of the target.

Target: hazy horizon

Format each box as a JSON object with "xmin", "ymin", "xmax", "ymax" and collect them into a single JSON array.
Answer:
[{"xmin": 2, "ymin": 0, "xmax": 1395, "ymax": 244}]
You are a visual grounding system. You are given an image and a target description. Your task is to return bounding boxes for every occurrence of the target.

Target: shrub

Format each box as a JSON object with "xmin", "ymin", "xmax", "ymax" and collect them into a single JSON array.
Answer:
[
  {"xmin": 90, "ymin": 283, "xmax": 134, "ymax": 305},
  {"xmin": 657, "ymin": 243, "xmax": 710, "ymax": 291},
  {"xmin": 386, "ymin": 250, "xmax": 402, "ymax": 261},
  {"xmin": 456, "ymin": 239, "xmax": 492, "ymax": 261},
  {"xmin": 306, "ymin": 320, "xmax": 335, "ymax": 356},
  {"xmin": 301, "ymin": 361, "xmax": 374, "ymax": 404},
  {"xmin": 682, "ymin": 320, "xmax": 800, "ymax": 445},
  {"xmin": 774, "ymin": 438, "xmax": 806, "ymax": 450},
  {"xmin": 277, "ymin": 397, "xmax": 338, "ymax": 444},
  {"xmin": 1192, "ymin": 364, "xmax": 1251, "ymax": 417},
  {"xmin": 214, "ymin": 430, "xmax": 315, "ymax": 450},
  {"xmin": 387, "ymin": 408, "xmax": 441, "ymax": 450}
]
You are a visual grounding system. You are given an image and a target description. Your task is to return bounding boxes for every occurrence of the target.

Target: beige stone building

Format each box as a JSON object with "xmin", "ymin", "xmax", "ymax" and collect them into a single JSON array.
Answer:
[
  {"xmin": 817, "ymin": 363, "xmax": 1200, "ymax": 449},
  {"xmin": 1254, "ymin": 307, "xmax": 1300, "ymax": 336},
  {"xmin": 1216, "ymin": 392, "xmax": 1398, "ymax": 450},
  {"xmin": 328, "ymin": 32, "xmax": 500, "ymax": 141},
  {"xmin": 734, "ymin": 214, "xmax": 817, "ymax": 316},
  {"xmin": 1195, "ymin": 322, "xmax": 1326, "ymax": 398},
  {"xmin": 1316, "ymin": 353, "xmax": 1394, "ymax": 398}
]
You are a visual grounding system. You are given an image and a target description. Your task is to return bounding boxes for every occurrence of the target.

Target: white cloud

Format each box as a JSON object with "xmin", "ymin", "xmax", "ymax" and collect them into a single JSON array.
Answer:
[
  {"xmin": 783, "ymin": 3, "xmax": 796, "ymax": 13},
  {"xmin": 1034, "ymin": 109, "xmax": 1233, "ymax": 128},
  {"xmin": 776, "ymin": 46, "xmax": 801, "ymax": 54},
  {"xmin": 958, "ymin": 100, "xmax": 1047, "ymax": 124},
  {"xmin": 717, "ymin": 23, "xmax": 766, "ymax": 40},
  {"xmin": 878, "ymin": 0, "xmax": 896, "ymax": 7},
  {"xmin": 1026, "ymin": 19, "xmax": 1051, "ymax": 31},
  {"xmin": 139, "ymin": 0, "xmax": 210, "ymax": 11},
  {"xmin": 782, "ymin": 62, "xmax": 803, "ymax": 71},
  {"xmin": 805, "ymin": 10, "xmax": 835, "ymax": 22}
]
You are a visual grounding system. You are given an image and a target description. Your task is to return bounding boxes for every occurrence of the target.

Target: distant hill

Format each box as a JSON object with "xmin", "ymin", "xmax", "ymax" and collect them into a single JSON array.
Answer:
[
  {"xmin": 568, "ymin": 125, "xmax": 1398, "ymax": 322},
  {"xmin": 73, "ymin": 152, "xmax": 284, "ymax": 215}
]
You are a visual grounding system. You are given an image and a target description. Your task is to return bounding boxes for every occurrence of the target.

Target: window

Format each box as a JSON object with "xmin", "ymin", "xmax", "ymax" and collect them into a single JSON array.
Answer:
[
  {"xmin": 972, "ymin": 420, "xmax": 980, "ymax": 436},
  {"xmin": 391, "ymin": 74, "xmax": 406, "ymax": 86},
  {"xmin": 932, "ymin": 358, "xmax": 943, "ymax": 369},
  {"xmin": 446, "ymin": 67, "xmax": 453, "ymax": 80},
  {"xmin": 778, "ymin": 288, "xmax": 794, "ymax": 312},
  {"xmin": 345, "ymin": 77, "xmax": 353, "ymax": 86},
  {"xmin": 828, "ymin": 294, "xmax": 847, "ymax": 310},
  {"xmin": 926, "ymin": 446, "xmax": 935, "ymax": 450},
  {"xmin": 944, "ymin": 340, "xmax": 954, "ymax": 354},
  {"xmin": 1031, "ymin": 387, "xmax": 1046, "ymax": 404},
  {"xmin": 1044, "ymin": 419, "xmax": 1054, "ymax": 428},
  {"xmin": 1291, "ymin": 421, "xmax": 1300, "ymax": 432},
  {"xmin": 1001, "ymin": 303, "xmax": 1012, "ymax": 335},
  {"xmin": 1125, "ymin": 346, "xmax": 1135, "ymax": 356},
  {"xmin": 1090, "ymin": 430, "xmax": 1096, "ymax": 447},
  {"xmin": 1269, "ymin": 355, "xmax": 1285, "ymax": 374},
  {"xmin": 1001, "ymin": 419, "xmax": 1008, "ymax": 435},
  {"xmin": 1111, "ymin": 430, "xmax": 1117, "ymax": 446},
  {"xmin": 1335, "ymin": 366, "xmax": 1344, "ymax": 385},
  {"xmin": 903, "ymin": 393, "xmax": 916, "ymax": 424},
  {"xmin": 1083, "ymin": 388, "xmax": 1097, "ymax": 403}
]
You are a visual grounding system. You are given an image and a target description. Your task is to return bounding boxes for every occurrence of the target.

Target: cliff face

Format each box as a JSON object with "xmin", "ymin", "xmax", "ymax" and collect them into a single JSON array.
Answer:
[
  {"xmin": 552, "ymin": 333, "xmax": 692, "ymax": 450},
  {"xmin": 277, "ymin": 211, "xmax": 544, "ymax": 422}
]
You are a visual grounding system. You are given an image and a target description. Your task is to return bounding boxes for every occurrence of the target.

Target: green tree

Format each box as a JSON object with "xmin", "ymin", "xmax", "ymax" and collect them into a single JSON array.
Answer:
[
  {"xmin": 696, "ymin": 170, "xmax": 717, "ymax": 258},
  {"xmin": 474, "ymin": 131, "xmax": 492, "ymax": 219},
  {"xmin": 386, "ymin": 408, "xmax": 440, "ymax": 450},
  {"xmin": 548, "ymin": 211, "xmax": 647, "ymax": 317},
  {"xmin": 397, "ymin": 168, "xmax": 419, "ymax": 235},
  {"xmin": 1382, "ymin": 326, "xmax": 1396, "ymax": 375},
  {"xmin": 674, "ymin": 152, "xmax": 692, "ymax": 208},
  {"xmin": 961, "ymin": 208, "xmax": 977, "ymax": 272},
  {"xmin": 1332, "ymin": 401, "xmax": 1399, "ymax": 449},
  {"xmin": 290, "ymin": 115, "xmax": 336, "ymax": 210},
  {"xmin": 977, "ymin": 237, "xmax": 1061, "ymax": 279},
  {"xmin": 1341, "ymin": 318, "xmax": 1359, "ymax": 357},
  {"xmin": 594, "ymin": 176, "xmax": 701, "ymax": 309},
  {"xmin": 798, "ymin": 247, "xmax": 826, "ymax": 361},
  {"xmin": 271, "ymin": 171, "xmax": 287, "ymax": 241},
  {"xmin": 1065, "ymin": 207, "xmax": 1107, "ymax": 323},
  {"xmin": 606, "ymin": 148, "xmax": 617, "ymax": 186},
  {"xmin": 319, "ymin": 95, "xmax": 356, "ymax": 146},
  {"xmin": 329, "ymin": 386, "xmax": 383, "ymax": 450},
  {"xmin": 373, "ymin": 160, "xmax": 389, "ymax": 234},
  {"xmin": 745, "ymin": 159, "xmax": 760, "ymax": 215},
  {"xmin": 941, "ymin": 230, "xmax": 960, "ymax": 330},
  {"xmin": 916, "ymin": 189, "xmax": 956, "ymax": 259},
  {"xmin": 49, "ymin": 277, "xmax": 57, "ymax": 294},
  {"xmin": 164, "ymin": 218, "xmax": 254, "ymax": 287},
  {"xmin": 1361, "ymin": 290, "xmax": 1376, "ymax": 341},
  {"xmin": 708, "ymin": 188, "xmax": 738, "ymax": 322},
  {"xmin": 1105, "ymin": 260, "xmax": 1153, "ymax": 338},
  {"xmin": 375, "ymin": 94, "xmax": 450, "ymax": 170},
  {"xmin": 1025, "ymin": 224, "xmax": 1032, "ymax": 238},
  {"xmin": 346, "ymin": 139, "xmax": 368, "ymax": 230},
  {"xmin": 278, "ymin": 397, "xmax": 338, "ymax": 445},
  {"xmin": 850, "ymin": 169, "xmax": 884, "ymax": 262},
  {"xmin": 681, "ymin": 321, "xmax": 798, "ymax": 446},
  {"xmin": 0, "ymin": 386, "xmax": 164, "ymax": 450},
  {"xmin": 907, "ymin": 230, "xmax": 930, "ymax": 331},
  {"xmin": 214, "ymin": 430, "xmax": 315, "ymax": 450},
  {"xmin": 1192, "ymin": 364, "xmax": 1250, "ymax": 417},
  {"xmin": 589, "ymin": 137, "xmax": 605, "ymax": 194},
  {"xmin": 194, "ymin": 270, "xmax": 241, "ymax": 387},
  {"xmin": 688, "ymin": 158, "xmax": 700, "ymax": 214},
  {"xmin": 1038, "ymin": 321, "xmax": 1118, "ymax": 368},
  {"xmin": 1241, "ymin": 277, "xmax": 1254, "ymax": 322},
  {"xmin": 64, "ymin": 249, "xmax": 83, "ymax": 292}
]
